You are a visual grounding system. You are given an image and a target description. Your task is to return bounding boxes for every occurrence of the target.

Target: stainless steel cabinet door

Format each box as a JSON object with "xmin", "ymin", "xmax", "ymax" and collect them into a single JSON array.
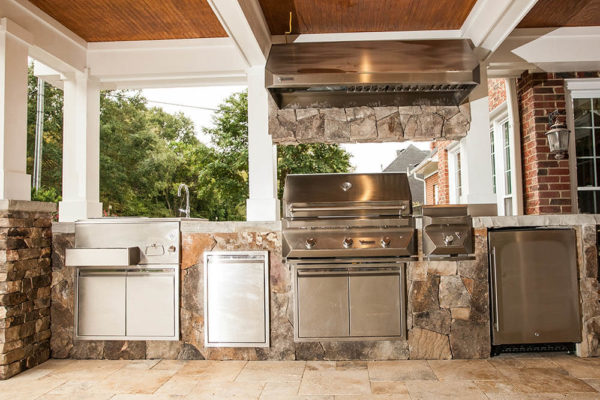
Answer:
[
  {"xmin": 349, "ymin": 270, "xmax": 402, "ymax": 337},
  {"xmin": 77, "ymin": 271, "xmax": 126, "ymax": 336},
  {"xmin": 297, "ymin": 270, "xmax": 349, "ymax": 338},
  {"xmin": 206, "ymin": 259, "xmax": 267, "ymax": 344},
  {"xmin": 126, "ymin": 272, "xmax": 175, "ymax": 337},
  {"xmin": 490, "ymin": 229, "xmax": 581, "ymax": 345}
]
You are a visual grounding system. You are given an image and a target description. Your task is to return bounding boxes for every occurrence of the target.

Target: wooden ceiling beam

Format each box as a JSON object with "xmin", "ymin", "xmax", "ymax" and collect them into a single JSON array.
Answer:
[{"xmin": 207, "ymin": 0, "xmax": 271, "ymax": 67}]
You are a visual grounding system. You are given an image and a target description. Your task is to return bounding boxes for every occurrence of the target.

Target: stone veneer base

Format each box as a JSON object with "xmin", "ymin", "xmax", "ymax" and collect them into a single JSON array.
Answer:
[
  {"xmin": 49, "ymin": 216, "xmax": 600, "ymax": 361},
  {"xmin": 0, "ymin": 201, "xmax": 56, "ymax": 379}
]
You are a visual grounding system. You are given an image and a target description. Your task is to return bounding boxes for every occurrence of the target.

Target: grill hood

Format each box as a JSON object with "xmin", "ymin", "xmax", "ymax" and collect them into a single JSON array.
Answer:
[{"xmin": 266, "ymin": 39, "xmax": 480, "ymax": 109}]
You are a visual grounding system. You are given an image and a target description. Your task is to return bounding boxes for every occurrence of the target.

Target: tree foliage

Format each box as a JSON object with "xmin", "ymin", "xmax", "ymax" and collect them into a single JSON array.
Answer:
[{"xmin": 26, "ymin": 67, "xmax": 352, "ymax": 220}]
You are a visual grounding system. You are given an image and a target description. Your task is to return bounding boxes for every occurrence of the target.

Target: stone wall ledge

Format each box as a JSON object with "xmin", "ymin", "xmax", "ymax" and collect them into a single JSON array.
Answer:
[
  {"xmin": 473, "ymin": 214, "xmax": 600, "ymax": 228},
  {"xmin": 180, "ymin": 220, "xmax": 282, "ymax": 233},
  {"xmin": 0, "ymin": 200, "xmax": 56, "ymax": 213}
]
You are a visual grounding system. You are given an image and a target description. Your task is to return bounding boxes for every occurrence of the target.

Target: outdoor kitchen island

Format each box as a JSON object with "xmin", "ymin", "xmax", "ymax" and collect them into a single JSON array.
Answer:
[{"xmin": 48, "ymin": 214, "xmax": 600, "ymax": 362}]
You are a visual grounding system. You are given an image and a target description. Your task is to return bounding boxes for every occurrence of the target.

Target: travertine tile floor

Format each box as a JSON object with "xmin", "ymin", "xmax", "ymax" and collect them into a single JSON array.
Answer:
[{"xmin": 3, "ymin": 353, "xmax": 600, "ymax": 399}]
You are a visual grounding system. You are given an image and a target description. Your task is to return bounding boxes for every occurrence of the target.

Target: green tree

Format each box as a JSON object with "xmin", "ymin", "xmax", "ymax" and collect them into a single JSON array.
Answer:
[{"xmin": 202, "ymin": 91, "xmax": 352, "ymax": 220}]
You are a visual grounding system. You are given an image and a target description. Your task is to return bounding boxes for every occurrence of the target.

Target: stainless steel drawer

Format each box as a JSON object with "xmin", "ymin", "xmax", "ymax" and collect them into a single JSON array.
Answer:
[
  {"xmin": 297, "ymin": 269, "xmax": 349, "ymax": 338},
  {"xmin": 204, "ymin": 252, "xmax": 270, "ymax": 347},
  {"xmin": 77, "ymin": 270, "xmax": 126, "ymax": 337},
  {"xmin": 126, "ymin": 270, "xmax": 175, "ymax": 337}
]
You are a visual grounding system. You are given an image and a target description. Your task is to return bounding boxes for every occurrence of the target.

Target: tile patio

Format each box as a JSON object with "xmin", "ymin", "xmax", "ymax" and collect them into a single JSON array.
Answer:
[{"xmin": 2, "ymin": 354, "xmax": 600, "ymax": 399}]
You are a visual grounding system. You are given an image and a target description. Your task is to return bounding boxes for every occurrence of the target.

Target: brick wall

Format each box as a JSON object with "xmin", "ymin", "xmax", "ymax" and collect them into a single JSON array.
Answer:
[
  {"xmin": 517, "ymin": 71, "xmax": 600, "ymax": 214},
  {"xmin": 425, "ymin": 173, "xmax": 439, "ymax": 205},
  {"xmin": 0, "ymin": 201, "xmax": 55, "ymax": 379},
  {"xmin": 434, "ymin": 141, "xmax": 452, "ymax": 205},
  {"xmin": 488, "ymin": 79, "xmax": 507, "ymax": 112}
]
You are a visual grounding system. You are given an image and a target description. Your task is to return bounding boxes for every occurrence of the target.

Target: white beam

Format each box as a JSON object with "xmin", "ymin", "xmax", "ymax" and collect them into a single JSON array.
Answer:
[
  {"xmin": 273, "ymin": 30, "xmax": 463, "ymax": 44},
  {"xmin": 0, "ymin": 18, "xmax": 31, "ymax": 200},
  {"xmin": 1, "ymin": 0, "xmax": 86, "ymax": 74},
  {"xmin": 246, "ymin": 66, "xmax": 279, "ymax": 221},
  {"xmin": 87, "ymin": 38, "xmax": 247, "ymax": 88},
  {"xmin": 33, "ymin": 59, "xmax": 64, "ymax": 89},
  {"xmin": 59, "ymin": 69, "xmax": 102, "ymax": 221},
  {"xmin": 207, "ymin": 0, "xmax": 271, "ymax": 67},
  {"xmin": 461, "ymin": 0, "xmax": 538, "ymax": 53}
]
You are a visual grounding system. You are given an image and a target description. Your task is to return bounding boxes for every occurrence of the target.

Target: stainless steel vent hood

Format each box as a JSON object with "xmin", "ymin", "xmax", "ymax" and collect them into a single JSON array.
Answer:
[{"xmin": 266, "ymin": 39, "xmax": 480, "ymax": 109}]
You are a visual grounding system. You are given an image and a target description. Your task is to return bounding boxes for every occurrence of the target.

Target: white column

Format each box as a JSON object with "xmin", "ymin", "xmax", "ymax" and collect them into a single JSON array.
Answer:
[
  {"xmin": 246, "ymin": 66, "xmax": 279, "ymax": 221},
  {"xmin": 0, "ymin": 19, "xmax": 32, "ymax": 200},
  {"xmin": 58, "ymin": 69, "xmax": 102, "ymax": 221},
  {"xmin": 461, "ymin": 66, "xmax": 496, "ymax": 205}
]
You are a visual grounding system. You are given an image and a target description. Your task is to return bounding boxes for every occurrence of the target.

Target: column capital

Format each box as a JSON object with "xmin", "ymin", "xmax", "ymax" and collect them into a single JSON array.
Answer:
[{"xmin": 0, "ymin": 18, "xmax": 33, "ymax": 46}]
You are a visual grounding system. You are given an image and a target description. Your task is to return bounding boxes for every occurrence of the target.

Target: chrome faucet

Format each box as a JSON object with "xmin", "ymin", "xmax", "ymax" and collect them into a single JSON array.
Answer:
[{"xmin": 177, "ymin": 184, "xmax": 190, "ymax": 218}]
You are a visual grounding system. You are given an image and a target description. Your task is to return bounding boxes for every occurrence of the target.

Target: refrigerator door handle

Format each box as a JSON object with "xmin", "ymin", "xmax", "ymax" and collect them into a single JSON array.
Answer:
[{"xmin": 491, "ymin": 247, "xmax": 500, "ymax": 332}]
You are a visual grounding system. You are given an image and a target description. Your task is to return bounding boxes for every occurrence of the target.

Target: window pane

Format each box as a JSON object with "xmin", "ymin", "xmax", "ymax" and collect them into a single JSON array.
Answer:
[
  {"xmin": 505, "ymin": 171, "xmax": 512, "ymax": 195},
  {"xmin": 577, "ymin": 158, "xmax": 595, "ymax": 187},
  {"xmin": 490, "ymin": 129, "xmax": 496, "ymax": 194},
  {"xmin": 504, "ymin": 197, "xmax": 513, "ymax": 216},
  {"xmin": 578, "ymin": 190, "xmax": 595, "ymax": 214},
  {"xmin": 574, "ymin": 98, "xmax": 593, "ymax": 127},
  {"xmin": 576, "ymin": 128, "xmax": 594, "ymax": 156}
]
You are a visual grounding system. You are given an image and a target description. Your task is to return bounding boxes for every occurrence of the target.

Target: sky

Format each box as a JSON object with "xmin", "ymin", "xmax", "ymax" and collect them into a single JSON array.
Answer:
[{"xmin": 141, "ymin": 86, "xmax": 431, "ymax": 172}]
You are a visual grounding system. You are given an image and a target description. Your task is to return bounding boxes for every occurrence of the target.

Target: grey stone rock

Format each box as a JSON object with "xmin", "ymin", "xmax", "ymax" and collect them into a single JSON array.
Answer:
[
  {"xmin": 178, "ymin": 343, "xmax": 204, "ymax": 360},
  {"xmin": 350, "ymin": 116, "xmax": 377, "ymax": 142},
  {"xmin": 376, "ymin": 112, "xmax": 403, "ymax": 141},
  {"xmin": 449, "ymin": 319, "xmax": 490, "ymax": 359},
  {"xmin": 103, "ymin": 341, "xmax": 146, "ymax": 360},
  {"xmin": 413, "ymin": 309, "xmax": 451, "ymax": 335},
  {"xmin": 296, "ymin": 108, "xmax": 319, "ymax": 120},
  {"xmin": 439, "ymin": 276, "xmax": 470, "ymax": 309},
  {"xmin": 374, "ymin": 106, "xmax": 399, "ymax": 121},
  {"xmin": 181, "ymin": 265, "xmax": 202, "ymax": 315},
  {"xmin": 146, "ymin": 341, "xmax": 182, "ymax": 359},
  {"xmin": 70, "ymin": 340, "xmax": 104, "ymax": 359},
  {"xmin": 458, "ymin": 259, "xmax": 487, "ymax": 282},
  {"xmin": 294, "ymin": 342, "xmax": 325, "ymax": 360},
  {"xmin": 296, "ymin": 113, "xmax": 324, "ymax": 143},
  {"xmin": 408, "ymin": 328, "xmax": 451, "ymax": 360},
  {"xmin": 443, "ymin": 111, "xmax": 470, "ymax": 138},
  {"xmin": 410, "ymin": 275, "xmax": 440, "ymax": 313}
]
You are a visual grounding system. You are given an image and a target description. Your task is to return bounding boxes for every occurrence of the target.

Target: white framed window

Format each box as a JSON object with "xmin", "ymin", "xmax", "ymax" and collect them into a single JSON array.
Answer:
[
  {"xmin": 566, "ymin": 78, "xmax": 600, "ymax": 214},
  {"xmin": 490, "ymin": 109, "xmax": 517, "ymax": 216},
  {"xmin": 447, "ymin": 144, "xmax": 463, "ymax": 204}
]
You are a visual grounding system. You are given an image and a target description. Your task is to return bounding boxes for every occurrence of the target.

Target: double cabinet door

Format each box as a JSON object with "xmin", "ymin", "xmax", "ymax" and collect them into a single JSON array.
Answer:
[
  {"xmin": 77, "ymin": 268, "xmax": 176, "ymax": 339},
  {"xmin": 296, "ymin": 267, "xmax": 404, "ymax": 340}
]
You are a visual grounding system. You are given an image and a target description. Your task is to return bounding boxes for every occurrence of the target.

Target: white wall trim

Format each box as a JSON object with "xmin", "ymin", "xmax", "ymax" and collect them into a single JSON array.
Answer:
[
  {"xmin": 506, "ymin": 77, "xmax": 524, "ymax": 215},
  {"xmin": 566, "ymin": 78, "xmax": 600, "ymax": 98}
]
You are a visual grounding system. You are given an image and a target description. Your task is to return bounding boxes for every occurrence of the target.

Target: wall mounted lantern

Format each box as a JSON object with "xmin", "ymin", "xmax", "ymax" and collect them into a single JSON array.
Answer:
[{"xmin": 545, "ymin": 110, "xmax": 570, "ymax": 160}]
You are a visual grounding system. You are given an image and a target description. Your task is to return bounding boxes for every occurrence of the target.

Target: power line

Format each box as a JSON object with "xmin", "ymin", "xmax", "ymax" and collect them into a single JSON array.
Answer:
[{"xmin": 146, "ymin": 99, "xmax": 218, "ymax": 111}]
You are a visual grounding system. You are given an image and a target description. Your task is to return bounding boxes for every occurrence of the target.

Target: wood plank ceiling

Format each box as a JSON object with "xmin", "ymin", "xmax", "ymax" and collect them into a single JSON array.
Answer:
[
  {"xmin": 257, "ymin": 0, "xmax": 478, "ymax": 35},
  {"xmin": 518, "ymin": 0, "xmax": 600, "ymax": 28},
  {"xmin": 29, "ymin": 0, "xmax": 227, "ymax": 42}
]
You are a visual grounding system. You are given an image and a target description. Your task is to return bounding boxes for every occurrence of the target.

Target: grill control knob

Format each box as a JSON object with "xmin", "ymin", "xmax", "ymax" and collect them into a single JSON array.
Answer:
[
  {"xmin": 381, "ymin": 237, "xmax": 392, "ymax": 248},
  {"xmin": 305, "ymin": 237, "xmax": 317, "ymax": 249},
  {"xmin": 444, "ymin": 235, "xmax": 454, "ymax": 245},
  {"xmin": 342, "ymin": 237, "xmax": 354, "ymax": 249}
]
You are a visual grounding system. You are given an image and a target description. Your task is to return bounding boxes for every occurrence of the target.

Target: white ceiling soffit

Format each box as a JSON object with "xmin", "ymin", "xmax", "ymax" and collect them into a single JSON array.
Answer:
[
  {"xmin": 511, "ymin": 27, "xmax": 600, "ymax": 73},
  {"xmin": 488, "ymin": 27, "xmax": 600, "ymax": 77}
]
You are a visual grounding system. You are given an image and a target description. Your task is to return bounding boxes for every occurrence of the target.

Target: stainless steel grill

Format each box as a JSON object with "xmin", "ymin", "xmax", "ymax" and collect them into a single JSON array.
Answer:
[
  {"xmin": 282, "ymin": 173, "xmax": 417, "ymax": 259},
  {"xmin": 282, "ymin": 173, "xmax": 415, "ymax": 342}
]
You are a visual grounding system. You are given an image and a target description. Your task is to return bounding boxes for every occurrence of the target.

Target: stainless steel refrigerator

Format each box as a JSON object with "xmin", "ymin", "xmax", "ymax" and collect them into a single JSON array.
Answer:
[{"xmin": 488, "ymin": 228, "xmax": 581, "ymax": 346}]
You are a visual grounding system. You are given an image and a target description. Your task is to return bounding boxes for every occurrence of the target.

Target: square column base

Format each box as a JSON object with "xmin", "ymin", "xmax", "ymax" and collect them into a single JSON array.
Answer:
[
  {"xmin": 58, "ymin": 200, "xmax": 102, "ymax": 222},
  {"xmin": 246, "ymin": 198, "xmax": 280, "ymax": 222},
  {"xmin": 0, "ymin": 171, "xmax": 31, "ymax": 201}
]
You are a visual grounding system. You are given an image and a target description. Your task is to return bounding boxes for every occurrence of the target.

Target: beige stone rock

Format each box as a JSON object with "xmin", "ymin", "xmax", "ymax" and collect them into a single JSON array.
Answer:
[
  {"xmin": 376, "ymin": 112, "xmax": 403, "ymax": 141},
  {"xmin": 296, "ymin": 108, "xmax": 319, "ymax": 120},
  {"xmin": 350, "ymin": 115, "xmax": 377, "ymax": 142},
  {"xmin": 439, "ymin": 275, "xmax": 471, "ymax": 309},
  {"xmin": 408, "ymin": 328, "xmax": 451, "ymax": 360},
  {"xmin": 451, "ymin": 307, "xmax": 471, "ymax": 320},
  {"xmin": 408, "ymin": 261, "xmax": 427, "ymax": 281},
  {"xmin": 427, "ymin": 261, "xmax": 457, "ymax": 276}
]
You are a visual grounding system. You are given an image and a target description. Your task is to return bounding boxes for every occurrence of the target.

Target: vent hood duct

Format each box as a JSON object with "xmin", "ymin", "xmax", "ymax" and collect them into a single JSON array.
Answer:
[{"xmin": 266, "ymin": 39, "xmax": 480, "ymax": 109}]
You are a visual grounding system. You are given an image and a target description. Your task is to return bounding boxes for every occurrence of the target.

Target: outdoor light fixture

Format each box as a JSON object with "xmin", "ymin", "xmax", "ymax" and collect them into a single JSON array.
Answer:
[{"xmin": 545, "ymin": 110, "xmax": 570, "ymax": 159}]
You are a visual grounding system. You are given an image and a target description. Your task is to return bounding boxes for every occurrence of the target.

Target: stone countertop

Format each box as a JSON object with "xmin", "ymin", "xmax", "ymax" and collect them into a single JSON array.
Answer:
[
  {"xmin": 52, "ymin": 214, "xmax": 599, "ymax": 235},
  {"xmin": 473, "ymin": 214, "xmax": 600, "ymax": 228}
]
